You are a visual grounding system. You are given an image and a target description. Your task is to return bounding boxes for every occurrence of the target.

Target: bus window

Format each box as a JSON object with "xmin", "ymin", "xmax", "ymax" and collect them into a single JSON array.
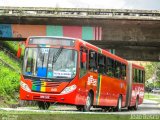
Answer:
[
  {"xmin": 98, "ymin": 54, "xmax": 106, "ymax": 74},
  {"xmin": 89, "ymin": 50, "xmax": 97, "ymax": 72},
  {"xmin": 142, "ymin": 71, "xmax": 144, "ymax": 83},
  {"xmin": 134, "ymin": 69, "xmax": 143, "ymax": 83},
  {"xmin": 37, "ymin": 48, "xmax": 49, "ymax": 77},
  {"xmin": 25, "ymin": 49, "xmax": 33, "ymax": 75},
  {"xmin": 23, "ymin": 48, "xmax": 78, "ymax": 79},
  {"xmin": 24, "ymin": 48, "xmax": 37, "ymax": 76},
  {"xmin": 106, "ymin": 58, "xmax": 114, "ymax": 77},
  {"xmin": 139, "ymin": 70, "xmax": 141, "ymax": 83},
  {"xmin": 138, "ymin": 70, "xmax": 141, "ymax": 83},
  {"xmin": 140, "ymin": 70, "xmax": 143, "ymax": 83},
  {"xmin": 136, "ymin": 69, "xmax": 138, "ymax": 83},
  {"xmin": 80, "ymin": 47, "xmax": 87, "ymax": 78},
  {"xmin": 112, "ymin": 59, "xmax": 116, "ymax": 77},
  {"xmin": 121, "ymin": 64, "xmax": 126, "ymax": 80},
  {"xmin": 134, "ymin": 69, "xmax": 137, "ymax": 83},
  {"xmin": 115, "ymin": 61, "xmax": 121, "ymax": 79}
]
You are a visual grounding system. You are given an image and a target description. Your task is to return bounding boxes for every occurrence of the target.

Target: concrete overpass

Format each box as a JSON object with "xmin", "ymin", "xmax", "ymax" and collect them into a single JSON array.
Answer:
[{"xmin": 0, "ymin": 7, "xmax": 160, "ymax": 61}]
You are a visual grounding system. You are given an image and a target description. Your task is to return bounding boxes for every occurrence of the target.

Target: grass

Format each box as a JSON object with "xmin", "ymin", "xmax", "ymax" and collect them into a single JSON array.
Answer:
[
  {"xmin": 0, "ymin": 111, "xmax": 132, "ymax": 120},
  {"xmin": 0, "ymin": 41, "xmax": 19, "ymax": 55},
  {"xmin": 0, "ymin": 51, "xmax": 21, "ymax": 72},
  {"xmin": 5, "ymin": 41, "xmax": 19, "ymax": 52},
  {"xmin": 0, "ymin": 111, "xmax": 160, "ymax": 120},
  {"xmin": 0, "ymin": 63, "xmax": 20, "ymax": 104},
  {"xmin": 0, "ymin": 41, "xmax": 21, "ymax": 106},
  {"xmin": 144, "ymin": 93, "xmax": 160, "ymax": 103}
]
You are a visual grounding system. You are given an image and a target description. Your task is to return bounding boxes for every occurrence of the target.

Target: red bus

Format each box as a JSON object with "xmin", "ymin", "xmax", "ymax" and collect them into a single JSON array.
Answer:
[{"xmin": 19, "ymin": 36, "xmax": 145, "ymax": 111}]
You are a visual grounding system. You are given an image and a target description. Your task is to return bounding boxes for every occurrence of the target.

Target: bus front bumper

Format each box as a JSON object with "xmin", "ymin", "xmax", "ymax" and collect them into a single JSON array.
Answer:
[{"xmin": 20, "ymin": 86, "xmax": 77, "ymax": 105}]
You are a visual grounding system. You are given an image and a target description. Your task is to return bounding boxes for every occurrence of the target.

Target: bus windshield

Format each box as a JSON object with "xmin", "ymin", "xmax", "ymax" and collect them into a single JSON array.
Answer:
[{"xmin": 23, "ymin": 47, "xmax": 77, "ymax": 79}]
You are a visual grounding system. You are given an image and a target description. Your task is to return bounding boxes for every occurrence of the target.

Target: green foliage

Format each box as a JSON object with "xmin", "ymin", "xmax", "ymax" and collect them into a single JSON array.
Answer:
[
  {"xmin": 145, "ymin": 62, "xmax": 160, "ymax": 88},
  {"xmin": 145, "ymin": 63, "xmax": 155, "ymax": 80},
  {"xmin": 0, "ymin": 51, "xmax": 21, "ymax": 72},
  {"xmin": 0, "ymin": 41, "xmax": 21, "ymax": 102},
  {"xmin": 0, "ymin": 41, "xmax": 25, "ymax": 58},
  {"xmin": 0, "ymin": 41, "xmax": 18, "ymax": 55},
  {"xmin": 155, "ymin": 81, "xmax": 160, "ymax": 88},
  {"xmin": 0, "ymin": 65, "xmax": 20, "ymax": 98}
]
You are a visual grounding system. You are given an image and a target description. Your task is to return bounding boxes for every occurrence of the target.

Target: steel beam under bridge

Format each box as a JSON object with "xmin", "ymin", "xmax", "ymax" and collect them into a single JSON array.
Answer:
[{"xmin": 0, "ymin": 38, "xmax": 160, "ymax": 61}]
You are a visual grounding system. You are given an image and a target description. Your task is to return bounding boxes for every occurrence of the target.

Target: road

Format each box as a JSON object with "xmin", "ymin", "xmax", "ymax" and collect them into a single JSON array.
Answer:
[{"xmin": 0, "ymin": 99, "xmax": 159, "ymax": 115}]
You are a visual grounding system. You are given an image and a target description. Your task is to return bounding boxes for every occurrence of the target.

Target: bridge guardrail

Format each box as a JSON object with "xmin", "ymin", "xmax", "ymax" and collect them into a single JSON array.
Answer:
[{"xmin": 0, "ymin": 7, "xmax": 160, "ymax": 18}]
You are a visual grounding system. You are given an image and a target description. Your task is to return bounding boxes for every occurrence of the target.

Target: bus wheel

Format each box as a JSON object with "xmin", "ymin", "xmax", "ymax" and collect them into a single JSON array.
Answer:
[
  {"xmin": 133, "ymin": 97, "xmax": 139, "ymax": 110},
  {"xmin": 116, "ymin": 96, "xmax": 122, "ymax": 112},
  {"xmin": 102, "ymin": 107, "xmax": 110, "ymax": 112},
  {"xmin": 38, "ymin": 101, "xmax": 50, "ymax": 110},
  {"xmin": 76, "ymin": 105, "xmax": 83, "ymax": 111},
  {"xmin": 127, "ymin": 106, "xmax": 133, "ymax": 111},
  {"xmin": 83, "ymin": 92, "xmax": 92, "ymax": 112}
]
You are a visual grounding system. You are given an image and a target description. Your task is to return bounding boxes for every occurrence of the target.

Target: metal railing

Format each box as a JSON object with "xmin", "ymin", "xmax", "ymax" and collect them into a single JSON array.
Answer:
[{"xmin": 0, "ymin": 7, "xmax": 160, "ymax": 17}]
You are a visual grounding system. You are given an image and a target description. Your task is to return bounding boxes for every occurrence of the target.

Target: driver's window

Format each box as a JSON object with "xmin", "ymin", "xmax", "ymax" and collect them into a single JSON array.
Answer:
[{"xmin": 25, "ymin": 48, "xmax": 33, "ymax": 75}]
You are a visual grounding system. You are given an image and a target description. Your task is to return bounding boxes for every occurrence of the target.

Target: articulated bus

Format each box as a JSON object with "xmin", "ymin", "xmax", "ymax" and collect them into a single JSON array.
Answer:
[{"xmin": 19, "ymin": 36, "xmax": 145, "ymax": 111}]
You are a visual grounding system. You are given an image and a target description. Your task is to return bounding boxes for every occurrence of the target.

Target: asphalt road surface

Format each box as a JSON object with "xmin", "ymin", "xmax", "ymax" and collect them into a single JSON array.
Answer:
[{"xmin": 0, "ymin": 99, "xmax": 159, "ymax": 114}]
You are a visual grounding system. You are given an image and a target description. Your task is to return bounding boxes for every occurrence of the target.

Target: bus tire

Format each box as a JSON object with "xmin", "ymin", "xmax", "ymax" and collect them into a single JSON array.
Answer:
[
  {"xmin": 76, "ymin": 105, "xmax": 83, "ymax": 111},
  {"xmin": 116, "ymin": 96, "xmax": 122, "ymax": 112},
  {"xmin": 38, "ymin": 101, "xmax": 50, "ymax": 110},
  {"xmin": 83, "ymin": 92, "xmax": 92, "ymax": 112},
  {"xmin": 127, "ymin": 106, "xmax": 133, "ymax": 111},
  {"xmin": 133, "ymin": 97, "xmax": 139, "ymax": 110}
]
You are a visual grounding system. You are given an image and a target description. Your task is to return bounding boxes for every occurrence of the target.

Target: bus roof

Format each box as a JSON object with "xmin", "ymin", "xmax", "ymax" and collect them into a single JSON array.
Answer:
[
  {"xmin": 28, "ymin": 36, "xmax": 78, "ymax": 40},
  {"xmin": 132, "ymin": 63, "xmax": 145, "ymax": 70}
]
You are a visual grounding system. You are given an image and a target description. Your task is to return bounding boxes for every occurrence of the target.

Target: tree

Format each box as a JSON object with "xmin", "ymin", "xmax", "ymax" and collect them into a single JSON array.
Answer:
[{"xmin": 145, "ymin": 62, "xmax": 160, "ymax": 88}]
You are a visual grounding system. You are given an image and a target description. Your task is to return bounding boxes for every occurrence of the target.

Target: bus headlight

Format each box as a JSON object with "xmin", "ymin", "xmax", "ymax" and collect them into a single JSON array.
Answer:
[
  {"xmin": 20, "ymin": 81, "xmax": 31, "ymax": 92},
  {"xmin": 61, "ymin": 85, "xmax": 77, "ymax": 94}
]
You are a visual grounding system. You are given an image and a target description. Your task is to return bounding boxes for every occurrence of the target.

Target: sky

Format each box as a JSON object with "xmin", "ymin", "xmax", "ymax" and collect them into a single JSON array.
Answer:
[{"xmin": 0, "ymin": 0, "xmax": 160, "ymax": 10}]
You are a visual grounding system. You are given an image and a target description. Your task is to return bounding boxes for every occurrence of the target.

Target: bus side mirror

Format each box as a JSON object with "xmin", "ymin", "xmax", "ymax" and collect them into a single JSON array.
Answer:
[
  {"xmin": 81, "ymin": 52, "xmax": 86, "ymax": 63},
  {"xmin": 17, "ymin": 44, "xmax": 22, "ymax": 58}
]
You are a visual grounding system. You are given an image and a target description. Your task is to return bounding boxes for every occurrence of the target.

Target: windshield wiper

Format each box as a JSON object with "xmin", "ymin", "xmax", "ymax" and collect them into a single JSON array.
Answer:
[
  {"xmin": 54, "ymin": 76, "xmax": 70, "ymax": 79},
  {"xmin": 52, "ymin": 46, "xmax": 63, "ymax": 64}
]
